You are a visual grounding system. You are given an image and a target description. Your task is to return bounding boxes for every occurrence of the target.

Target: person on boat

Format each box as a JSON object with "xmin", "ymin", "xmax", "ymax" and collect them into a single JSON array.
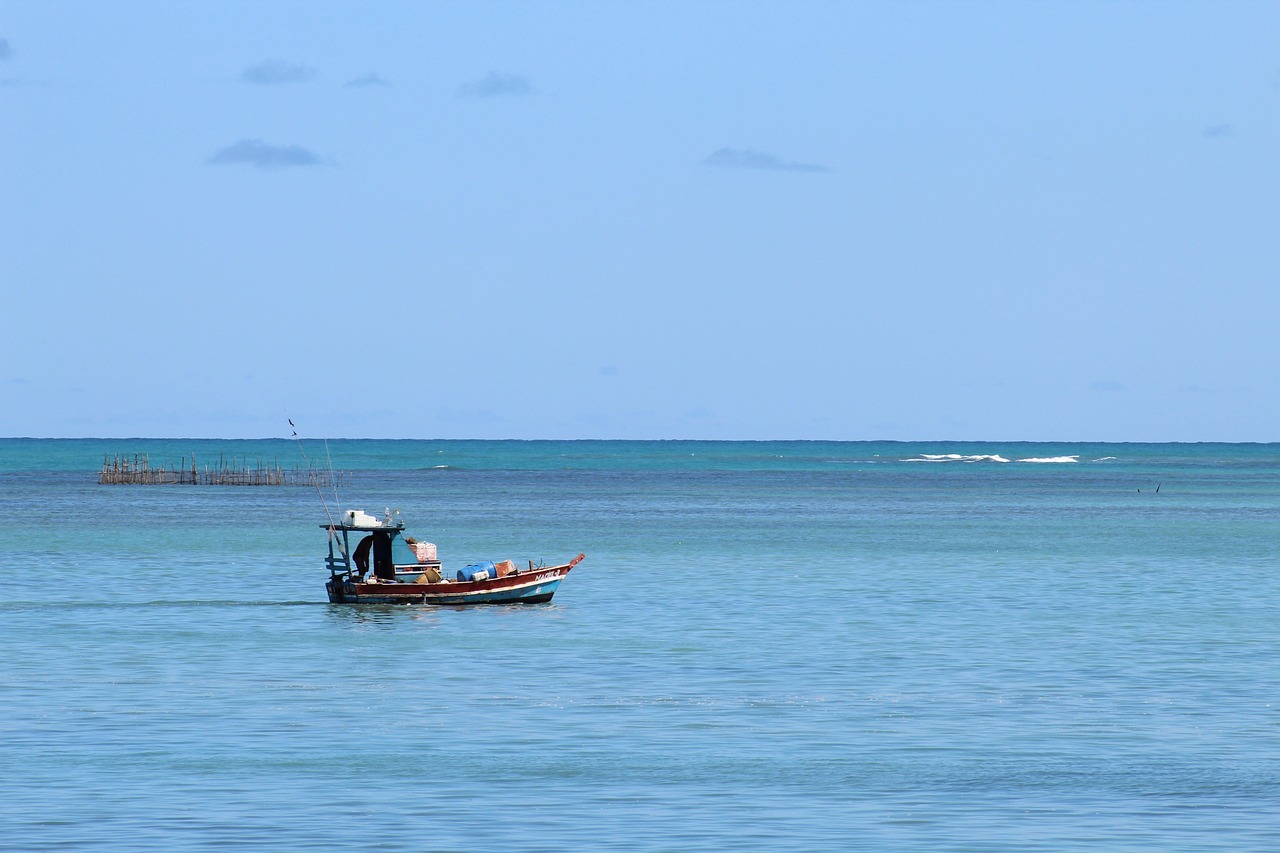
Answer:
[
  {"xmin": 353, "ymin": 534, "xmax": 374, "ymax": 577},
  {"xmin": 353, "ymin": 532, "xmax": 395, "ymax": 581}
]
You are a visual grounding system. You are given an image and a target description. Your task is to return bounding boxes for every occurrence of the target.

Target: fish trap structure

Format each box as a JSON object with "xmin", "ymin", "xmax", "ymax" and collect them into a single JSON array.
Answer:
[{"xmin": 99, "ymin": 453, "xmax": 348, "ymax": 487}]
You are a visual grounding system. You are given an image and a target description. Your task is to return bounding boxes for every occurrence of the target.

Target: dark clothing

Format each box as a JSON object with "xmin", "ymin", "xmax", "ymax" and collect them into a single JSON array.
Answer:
[
  {"xmin": 371, "ymin": 531, "xmax": 394, "ymax": 580},
  {"xmin": 353, "ymin": 535, "xmax": 373, "ymax": 574}
]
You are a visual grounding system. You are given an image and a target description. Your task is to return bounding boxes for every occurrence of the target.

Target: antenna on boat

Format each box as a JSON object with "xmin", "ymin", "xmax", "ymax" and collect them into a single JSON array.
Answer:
[{"xmin": 290, "ymin": 419, "xmax": 339, "ymax": 532}]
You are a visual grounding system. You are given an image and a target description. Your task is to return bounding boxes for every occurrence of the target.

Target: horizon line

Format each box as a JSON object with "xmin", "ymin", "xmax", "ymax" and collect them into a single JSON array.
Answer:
[{"xmin": 2, "ymin": 436, "xmax": 1276, "ymax": 445}]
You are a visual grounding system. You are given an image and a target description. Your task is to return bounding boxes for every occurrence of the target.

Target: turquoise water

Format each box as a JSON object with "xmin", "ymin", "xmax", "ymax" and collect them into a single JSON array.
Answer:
[{"xmin": 1, "ymin": 440, "xmax": 1278, "ymax": 850}]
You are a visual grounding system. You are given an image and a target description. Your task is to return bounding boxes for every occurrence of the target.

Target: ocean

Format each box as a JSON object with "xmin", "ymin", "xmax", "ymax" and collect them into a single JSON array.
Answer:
[{"xmin": 1, "ymin": 439, "xmax": 1277, "ymax": 851}]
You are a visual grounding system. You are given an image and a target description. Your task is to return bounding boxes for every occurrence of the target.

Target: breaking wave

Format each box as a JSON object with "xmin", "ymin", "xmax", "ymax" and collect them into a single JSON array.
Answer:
[{"xmin": 902, "ymin": 453, "xmax": 1084, "ymax": 465}]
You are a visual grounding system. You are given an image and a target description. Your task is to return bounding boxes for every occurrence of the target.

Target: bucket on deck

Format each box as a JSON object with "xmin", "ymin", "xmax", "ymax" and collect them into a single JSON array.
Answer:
[{"xmin": 413, "ymin": 566, "xmax": 442, "ymax": 583}]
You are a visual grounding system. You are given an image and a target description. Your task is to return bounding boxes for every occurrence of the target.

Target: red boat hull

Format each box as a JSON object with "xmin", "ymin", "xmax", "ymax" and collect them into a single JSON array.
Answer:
[{"xmin": 327, "ymin": 555, "xmax": 584, "ymax": 605}]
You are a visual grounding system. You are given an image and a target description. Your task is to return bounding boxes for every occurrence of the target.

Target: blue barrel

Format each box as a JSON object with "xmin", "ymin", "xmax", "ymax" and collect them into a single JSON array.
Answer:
[{"xmin": 456, "ymin": 561, "xmax": 496, "ymax": 582}]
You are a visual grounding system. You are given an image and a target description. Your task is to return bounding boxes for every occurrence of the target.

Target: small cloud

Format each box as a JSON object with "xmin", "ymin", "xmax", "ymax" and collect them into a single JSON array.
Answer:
[
  {"xmin": 0, "ymin": 38, "xmax": 12, "ymax": 61},
  {"xmin": 243, "ymin": 60, "xmax": 315, "ymax": 85},
  {"xmin": 1202, "ymin": 123, "xmax": 1232, "ymax": 139},
  {"xmin": 458, "ymin": 72, "xmax": 531, "ymax": 98},
  {"xmin": 1090, "ymin": 380, "xmax": 1126, "ymax": 393},
  {"xmin": 703, "ymin": 147, "xmax": 829, "ymax": 173},
  {"xmin": 206, "ymin": 139, "xmax": 321, "ymax": 170},
  {"xmin": 345, "ymin": 73, "xmax": 391, "ymax": 88}
]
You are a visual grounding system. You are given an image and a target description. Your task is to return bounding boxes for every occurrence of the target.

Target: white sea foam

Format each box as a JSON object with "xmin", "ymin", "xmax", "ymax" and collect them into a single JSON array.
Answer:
[{"xmin": 1016, "ymin": 456, "xmax": 1080, "ymax": 464}]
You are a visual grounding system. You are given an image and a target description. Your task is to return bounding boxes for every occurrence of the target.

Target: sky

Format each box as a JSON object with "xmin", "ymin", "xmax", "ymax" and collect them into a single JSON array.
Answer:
[{"xmin": 1, "ymin": 0, "xmax": 1277, "ymax": 441}]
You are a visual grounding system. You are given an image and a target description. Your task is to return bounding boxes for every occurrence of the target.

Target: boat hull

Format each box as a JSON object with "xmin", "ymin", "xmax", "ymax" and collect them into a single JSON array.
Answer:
[{"xmin": 326, "ymin": 560, "xmax": 577, "ymax": 605}]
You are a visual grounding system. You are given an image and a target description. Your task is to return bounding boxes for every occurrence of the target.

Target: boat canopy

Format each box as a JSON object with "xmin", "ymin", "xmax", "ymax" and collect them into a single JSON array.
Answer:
[{"xmin": 322, "ymin": 509, "xmax": 420, "ymax": 579}]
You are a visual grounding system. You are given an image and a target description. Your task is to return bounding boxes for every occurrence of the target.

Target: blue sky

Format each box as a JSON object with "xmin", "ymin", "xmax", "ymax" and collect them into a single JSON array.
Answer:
[{"xmin": 2, "ymin": 1, "xmax": 1277, "ymax": 440}]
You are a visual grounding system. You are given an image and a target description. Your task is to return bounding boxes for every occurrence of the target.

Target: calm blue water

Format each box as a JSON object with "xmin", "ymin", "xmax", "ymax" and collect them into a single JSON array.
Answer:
[{"xmin": 1, "ymin": 440, "xmax": 1278, "ymax": 850}]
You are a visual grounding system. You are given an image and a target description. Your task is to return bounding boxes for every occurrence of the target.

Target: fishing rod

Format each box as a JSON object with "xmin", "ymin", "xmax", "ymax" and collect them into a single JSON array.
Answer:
[
  {"xmin": 323, "ymin": 436, "xmax": 341, "ymax": 519},
  {"xmin": 290, "ymin": 419, "xmax": 341, "ymax": 537}
]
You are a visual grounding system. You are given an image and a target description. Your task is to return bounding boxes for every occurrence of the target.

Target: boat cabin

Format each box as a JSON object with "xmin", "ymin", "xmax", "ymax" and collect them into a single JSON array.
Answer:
[{"xmin": 323, "ymin": 509, "xmax": 443, "ymax": 584}]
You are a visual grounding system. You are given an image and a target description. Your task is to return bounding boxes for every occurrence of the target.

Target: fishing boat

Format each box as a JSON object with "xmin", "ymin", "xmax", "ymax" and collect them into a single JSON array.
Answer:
[{"xmin": 322, "ymin": 508, "xmax": 584, "ymax": 605}]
